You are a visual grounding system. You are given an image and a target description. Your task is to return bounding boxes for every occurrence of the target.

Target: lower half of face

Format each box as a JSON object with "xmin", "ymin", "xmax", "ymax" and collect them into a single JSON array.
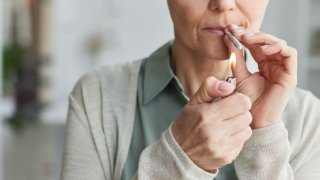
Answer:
[
  {"xmin": 173, "ymin": 21, "xmax": 231, "ymax": 61},
  {"xmin": 173, "ymin": 19, "xmax": 230, "ymax": 61},
  {"xmin": 168, "ymin": 0, "xmax": 268, "ymax": 60}
]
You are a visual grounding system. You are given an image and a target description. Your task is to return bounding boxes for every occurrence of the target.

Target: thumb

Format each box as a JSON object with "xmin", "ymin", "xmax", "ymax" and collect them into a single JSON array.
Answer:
[
  {"xmin": 224, "ymin": 34, "xmax": 251, "ymax": 82},
  {"xmin": 188, "ymin": 76, "xmax": 235, "ymax": 105}
]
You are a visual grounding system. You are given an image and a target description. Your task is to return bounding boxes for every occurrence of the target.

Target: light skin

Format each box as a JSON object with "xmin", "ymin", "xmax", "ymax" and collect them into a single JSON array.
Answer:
[{"xmin": 168, "ymin": 0, "xmax": 297, "ymax": 173}]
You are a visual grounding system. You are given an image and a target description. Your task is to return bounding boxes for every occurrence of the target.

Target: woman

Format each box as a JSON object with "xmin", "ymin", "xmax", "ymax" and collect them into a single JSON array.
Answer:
[{"xmin": 61, "ymin": 0, "xmax": 320, "ymax": 179}]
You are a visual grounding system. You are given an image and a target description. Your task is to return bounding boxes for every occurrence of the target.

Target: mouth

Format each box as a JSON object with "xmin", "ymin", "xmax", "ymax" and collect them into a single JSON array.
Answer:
[
  {"xmin": 202, "ymin": 26, "xmax": 226, "ymax": 36},
  {"xmin": 202, "ymin": 25, "xmax": 243, "ymax": 36}
]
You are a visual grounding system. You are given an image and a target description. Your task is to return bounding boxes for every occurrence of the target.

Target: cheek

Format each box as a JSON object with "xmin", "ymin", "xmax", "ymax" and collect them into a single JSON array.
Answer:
[
  {"xmin": 169, "ymin": 0, "xmax": 206, "ymax": 29},
  {"xmin": 239, "ymin": 0, "xmax": 268, "ymax": 30}
]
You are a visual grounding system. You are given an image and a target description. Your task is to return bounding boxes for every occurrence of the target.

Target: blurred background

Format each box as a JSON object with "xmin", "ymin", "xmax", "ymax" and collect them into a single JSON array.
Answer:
[{"xmin": 0, "ymin": 0, "xmax": 319, "ymax": 179}]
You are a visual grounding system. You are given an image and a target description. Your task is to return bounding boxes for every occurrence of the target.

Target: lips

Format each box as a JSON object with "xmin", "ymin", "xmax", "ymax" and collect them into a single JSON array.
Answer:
[
  {"xmin": 204, "ymin": 26, "xmax": 226, "ymax": 31},
  {"xmin": 202, "ymin": 25, "xmax": 243, "ymax": 36},
  {"xmin": 203, "ymin": 26, "xmax": 226, "ymax": 36}
]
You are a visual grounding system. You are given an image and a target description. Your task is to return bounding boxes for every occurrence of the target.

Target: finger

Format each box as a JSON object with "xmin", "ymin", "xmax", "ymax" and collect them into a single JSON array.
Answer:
[
  {"xmin": 227, "ymin": 25, "xmax": 278, "ymax": 46},
  {"xmin": 229, "ymin": 144, "xmax": 244, "ymax": 160},
  {"xmin": 228, "ymin": 25, "xmax": 256, "ymax": 43},
  {"xmin": 228, "ymin": 24, "xmax": 248, "ymax": 36},
  {"xmin": 213, "ymin": 143, "xmax": 244, "ymax": 166},
  {"xmin": 227, "ymin": 143, "xmax": 244, "ymax": 162},
  {"xmin": 260, "ymin": 43, "xmax": 283, "ymax": 56},
  {"xmin": 244, "ymin": 33, "xmax": 297, "ymax": 73},
  {"xmin": 242, "ymin": 32, "xmax": 283, "ymax": 46},
  {"xmin": 210, "ymin": 93, "xmax": 252, "ymax": 119},
  {"xmin": 241, "ymin": 32, "xmax": 290, "ymax": 59},
  {"xmin": 228, "ymin": 26, "xmax": 278, "ymax": 58},
  {"xmin": 222, "ymin": 111, "xmax": 253, "ymax": 135},
  {"xmin": 229, "ymin": 126, "xmax": 252, "ymax": 147},
  {"xmin": 247, "ymin": 36, "xmax": 297, "ymax": 75},
  {"xmin": 280, "ymin": 47, "xmax": 298, "ymax": 75},
  {"xmin": 224, "ymin": 35, "xmax": 251, "ymax": 82},
  {"xmin": 228, "ymin": 26, "xmax": 297, "ymax": 84},
  {"xmin": 231, "ymin": 30, "xmax": 292, "ymax": 63},
  {"xmin": 188, "ymin": 76, "xmax": 235, "ymax": 105}
]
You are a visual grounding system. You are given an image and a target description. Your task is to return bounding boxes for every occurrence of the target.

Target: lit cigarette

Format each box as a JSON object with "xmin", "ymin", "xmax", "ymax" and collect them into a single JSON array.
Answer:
[{"xmin": 224, "ymin": 29, "xmax": 243, "ymax": 49}]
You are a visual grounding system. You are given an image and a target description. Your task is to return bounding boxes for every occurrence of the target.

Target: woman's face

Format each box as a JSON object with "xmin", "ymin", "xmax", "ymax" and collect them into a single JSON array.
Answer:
[{"xmin": 167, "ymin": 0, "xmax": 269, "ymax": 60}]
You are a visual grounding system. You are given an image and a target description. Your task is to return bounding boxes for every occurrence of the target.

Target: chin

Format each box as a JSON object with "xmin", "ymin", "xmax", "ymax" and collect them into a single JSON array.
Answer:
[
  {"xmin": 200, "ymin": 45, "xmax": 230, "ymax": 60},
  {"xmin": 198, "ymin": 39, "xmax": 230, "ymax": 60}
]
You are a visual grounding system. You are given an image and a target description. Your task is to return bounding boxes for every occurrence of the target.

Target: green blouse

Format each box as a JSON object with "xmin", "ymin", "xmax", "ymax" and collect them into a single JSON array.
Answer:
[{"xmin": 121, "ymin": 41, "xmax": 237, "ymax": 180}]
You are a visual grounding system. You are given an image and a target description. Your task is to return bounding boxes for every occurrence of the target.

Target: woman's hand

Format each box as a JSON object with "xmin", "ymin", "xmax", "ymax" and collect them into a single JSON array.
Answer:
[
  {"xmin": 172, "ymin": 76, "xmax": 252, "ymax": 172},
  {"xmin": 224, "ymin": 25, "xmax": 298, "ymax": 129}
]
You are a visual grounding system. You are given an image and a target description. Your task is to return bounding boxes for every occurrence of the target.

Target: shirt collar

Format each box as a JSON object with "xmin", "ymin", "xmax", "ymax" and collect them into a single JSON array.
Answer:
[
  {"xmin": 142, "ymin": 41, "xmax": 249, "ymax": 105},
  {"xmin": 143, "ymin": 41, "xmax": 177, "ymax": 105}
]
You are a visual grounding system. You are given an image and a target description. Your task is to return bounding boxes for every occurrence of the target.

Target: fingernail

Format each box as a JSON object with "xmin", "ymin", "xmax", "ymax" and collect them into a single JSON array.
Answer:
[
  {"xmin": 218, "ymin": 82, "xmax": 234, "ymax": 92},
  {"xmin": 244, "ymin": 32, "xmax": 255, "ymax": 37},
  {"xmin": 234, "ymin": 28, "xmax": 245, "ymax": 33},
  {"xmin": 261, "ymin": 45, "xmax": 270, "ymax": 49},
  {"xmin": 230, "ymin": 24, "xmax": 240, "ymax": 30}
]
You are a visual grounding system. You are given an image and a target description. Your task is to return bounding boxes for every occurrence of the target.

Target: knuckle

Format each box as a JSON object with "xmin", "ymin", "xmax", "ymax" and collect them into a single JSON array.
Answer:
[
  {"xmin": 209, "ymin": 133, "xmax": 221, "ymax": 144},
  {"xmin": 200, "ymin": 91, "xmax": 211, "ymax": 103},
  {"xmin": 255, "ymin": 31, "xmax": 262, "ymax": 36},
  {"xmin": 237, "ymin": 93, "xmax": 252, "ymax": 110},
  {"xmin": 245, "ymin": 126, "xmax": 253, "ymax": 139},
  {"xmin": 291, "ymin": 47, "xmax": 298, "ymax": 56},
  {"xmin": 207, "ymin": 144, "xmax": 218, "ymax": 155},
  {"xmin": 197, "ymin": 110, "xmax": 210, "ymax": 125},
  {"xmin": 238, "ymin": 126, "xmax": 252, "ymax": 142},
  {"xmin": 220, "ymin": 156, "xmax": 233, "ymax": 165},
  {"xmin": 198, "ymin": 112, "xmax": 206, "ymax": 123},
  {"xmin": 279, "ymin": 40, "xmax": 287, "ymax": 46},
  {"xmin": 199, "ymin": 127, "xmax": 210, "ymax": 140},
  {"xmin": 244, "ymin": 111, "xmax": 253, "ymax": 124},
  {"xmin": 237, "ymin": 112, "xmax": 252, "ymax": 126},
  {"xmin": 205, "ymin": 76, "xmax": 215, "ymax": 86},
  {"xmin": 207, "ymin": 145, "xmax": 215, "ymax": 155},
  {"xmin": 210, "ymin": 147, "xmax": 222, "ymax": 160},
  {"xmin": 202, "ymin": 77, "xmax": 217, "ymax": 99}
]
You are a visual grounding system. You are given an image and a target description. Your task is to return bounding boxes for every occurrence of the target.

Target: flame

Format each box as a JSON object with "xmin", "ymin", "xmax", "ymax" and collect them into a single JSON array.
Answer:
[{"xmin": 229, "ymin": 52, "xmax": 236, "ymax": 73}]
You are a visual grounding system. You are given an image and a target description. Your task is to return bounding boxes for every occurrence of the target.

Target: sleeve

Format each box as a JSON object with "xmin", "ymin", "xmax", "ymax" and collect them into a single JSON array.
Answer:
[
  {"xmin": 133, "ymin": 123, "xmax": 218, "ymax": 180},
  {"xmin": 234, "ymin": 94, "xmax": 320, "ymax": 180},
  {"xmin": 60, "ymin": 95, "xmax": 105, "ymax": 180},
  {"xmin": 291, "ymin": 94, "xmax": 320, "ymax": 179},
  {"xmin": 234, "ymin": 123, "xmax": 294, "ymax": 179}
]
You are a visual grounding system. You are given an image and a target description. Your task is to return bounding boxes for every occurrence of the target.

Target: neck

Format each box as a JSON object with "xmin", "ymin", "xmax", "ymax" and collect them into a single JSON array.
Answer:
[{"xmin": 170, "ymin": 40, "xmax": 232, "ymax": 98}]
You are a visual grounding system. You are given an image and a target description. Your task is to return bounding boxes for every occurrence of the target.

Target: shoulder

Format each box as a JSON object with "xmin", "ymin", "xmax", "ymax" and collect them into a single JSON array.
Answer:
[
  {"xmin": 68, "ymin": 59, "xmax": 144, "ymax": 118},
  {"xmin": 71, "ymin": 59, "xmax": 144, "ymax": 99},
  {"xmin": 96, "ymin": 59, "xmax": 144, "ymax": 81}
]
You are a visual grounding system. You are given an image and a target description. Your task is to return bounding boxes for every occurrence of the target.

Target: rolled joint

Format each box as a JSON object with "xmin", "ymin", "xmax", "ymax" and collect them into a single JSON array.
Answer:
[{"xmin": 225, "ymin": 29, "xmax": 243, "ymax": 49}]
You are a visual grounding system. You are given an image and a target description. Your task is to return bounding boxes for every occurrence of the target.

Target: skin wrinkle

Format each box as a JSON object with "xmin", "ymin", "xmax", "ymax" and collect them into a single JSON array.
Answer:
[
  {"xmin": 169, "ymin": 0, "xmax": 298, "ymax": 173},
  {"xmin": 61, "ymin": 0, "xmax": 318, "ymax": 175},
  {"xmin": 167, "ymin": 0, "xmax": 269, "ymax": 98}
]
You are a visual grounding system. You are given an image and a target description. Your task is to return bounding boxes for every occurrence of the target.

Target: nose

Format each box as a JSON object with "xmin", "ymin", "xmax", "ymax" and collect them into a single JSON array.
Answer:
[{"xmin": 209, "ymin": 0, "xmax": 236, "ymax": 12}]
